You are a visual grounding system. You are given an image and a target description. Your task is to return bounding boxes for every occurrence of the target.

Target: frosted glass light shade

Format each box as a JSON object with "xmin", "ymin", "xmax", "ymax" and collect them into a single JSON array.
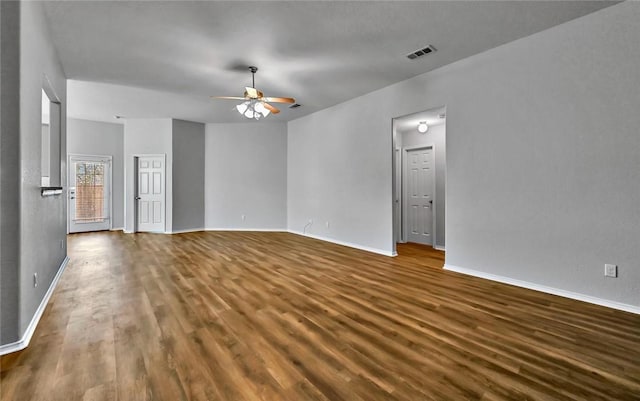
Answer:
[
  {"xmin": 236, "ymin": 100, "xmax": 272, "ymax": 120},
  {"xmin": 236, "ymin": 102, "xmax": 249, "ymax": 114},
  {"xmin": 418, "ymin": 122, "xmax": 429, "ymax": 133}
]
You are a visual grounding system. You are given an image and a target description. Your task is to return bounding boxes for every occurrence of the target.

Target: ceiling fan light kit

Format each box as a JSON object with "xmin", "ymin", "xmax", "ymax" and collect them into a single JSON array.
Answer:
[
  {"xmin": 236, "ymin": 99, "xmax": 271, "ymax": 120},
  {"xmin": 212, "ymin": 66, "xmax": 295, "ymax": 120}
]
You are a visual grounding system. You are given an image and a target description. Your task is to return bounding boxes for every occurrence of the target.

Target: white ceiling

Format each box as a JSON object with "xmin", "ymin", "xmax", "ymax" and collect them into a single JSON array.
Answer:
[{"xmin": 42, "ymin": 1, "xmax": 617, "ymax": 124}]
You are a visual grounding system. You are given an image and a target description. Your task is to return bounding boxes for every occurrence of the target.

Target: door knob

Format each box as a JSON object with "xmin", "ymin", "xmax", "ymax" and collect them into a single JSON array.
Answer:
[{"xmin": 135, "ymin": 196, "xmax": 141, "ymax": 200}]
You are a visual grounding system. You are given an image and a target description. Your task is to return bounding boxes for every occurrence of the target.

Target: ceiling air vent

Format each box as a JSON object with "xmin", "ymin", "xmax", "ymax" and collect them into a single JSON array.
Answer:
[
  {"xmin": 406, "ymin": 45, "xmax": 437, "ymax": 60},
  {"xmin": 289, "ymin": 103, "xmax": 302, "ymax": 109}
]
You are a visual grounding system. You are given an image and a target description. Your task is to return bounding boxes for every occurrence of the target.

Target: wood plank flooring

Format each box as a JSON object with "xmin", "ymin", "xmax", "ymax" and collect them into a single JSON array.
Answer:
[{"xmin": 1, "ymin": 231, "xmax": 639, "ymax": 400}]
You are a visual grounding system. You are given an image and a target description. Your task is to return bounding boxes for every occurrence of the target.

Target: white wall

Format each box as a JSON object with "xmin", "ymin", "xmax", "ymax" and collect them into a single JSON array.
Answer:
[
  {"xmin": 400, "ymin": 123, "xmax": 446, "ymax": 249},
  {"xmin": 67, "ymin": 118, "xmax": 125, "ymax": 229},
  {"xmin": 172, "ymin": 119, "xmax": 205, "ymax": 232},
  {"xmin": 287, "ymin": 2, "xmax": 640, "ymax": 308},
  {"xmin": 123, "ymin": 118, "xmax": 173, "ymax": 233},
  {"xmin": 205, "ymin": 123, "xmax": 287, "ymax": 230}
]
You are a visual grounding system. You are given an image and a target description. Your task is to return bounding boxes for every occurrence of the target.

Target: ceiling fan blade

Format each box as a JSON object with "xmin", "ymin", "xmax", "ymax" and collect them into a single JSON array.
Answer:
[
  {"xmin": 263, "ymin": 97, "xmax": 295, "ymax": 104},
  {"xmin": 245, "ymin": 87, "xmax": 259, "ymax": 98},
  {"xmin": 263, "ymin": 102, "xmax": 280, "ymax": 114},
  {"xmin": 211, "ymin": 96, "xmax": 247, "ymax": 100}
]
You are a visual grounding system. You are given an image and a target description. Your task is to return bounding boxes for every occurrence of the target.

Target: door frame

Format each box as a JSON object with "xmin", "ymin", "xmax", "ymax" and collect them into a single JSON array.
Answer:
[
  {"xmin": 132, "ymin": 154, "xmax": 166, "ymax": 233},
  {"xmin": 67, "ymin": 154, "xmax": 113, "ymax": 234},
  {"xmin": 402, "ymin": 144, "xmax": 436, "ymax": 246}
]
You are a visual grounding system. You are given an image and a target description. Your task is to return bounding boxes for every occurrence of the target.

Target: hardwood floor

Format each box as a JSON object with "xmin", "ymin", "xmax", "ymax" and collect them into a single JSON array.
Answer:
[{"xmin": 1, "ymin": 231, "xmax": 639, "ymax": 401}]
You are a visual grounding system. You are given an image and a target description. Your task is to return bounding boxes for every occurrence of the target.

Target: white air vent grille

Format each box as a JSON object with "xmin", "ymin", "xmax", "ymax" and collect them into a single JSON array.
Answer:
[{"xmin": 407, "ymin": 45, "xmax": 436, "ymax": 60}]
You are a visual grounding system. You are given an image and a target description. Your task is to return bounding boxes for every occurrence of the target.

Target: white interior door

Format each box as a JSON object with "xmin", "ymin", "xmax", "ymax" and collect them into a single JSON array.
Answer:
[
  {"xmin": 405, "ymin": 147, "xmax": 434, "ymax": 245},
  {"xmin": 136, "ymin": 156, "xmax": 165, "ymax": 233},
  {"xmin": 69, "ymin": 156, "xmax": 111, "ymax": 233}
]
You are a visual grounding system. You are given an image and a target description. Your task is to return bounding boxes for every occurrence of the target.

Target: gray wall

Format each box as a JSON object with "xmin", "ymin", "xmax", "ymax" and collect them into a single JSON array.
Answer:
[
  {"xmin": 205, "ymin": 123, "xmax": 287, "ymax": 230},
  {"xmin": 123, "ymin": 118, "xmax": 173, "ymax": 233},
  {"xmin": 287, "ymin": 2, "xmax": 640, "ymax": 307},
  {"xmin": 67, "ymin": 118, "xmax": 125, "ymax": 229},
  {"xmin": 288, "ymin": 106, "xmax": 392, "ymax": 253},
  {"xmin": 400, "ymin": 123, "xmax": 446, "ymax": 249},
  {"xmin": 8, "ymin": 1, "xmax": 67, "ymax": 340},
  {"xmin": 0, "ymin": 0, "xmax": 21, "ymax": 345},
  {"xmin": 172, "ymin": 119, "xmax": 205, "ymax": 232}
]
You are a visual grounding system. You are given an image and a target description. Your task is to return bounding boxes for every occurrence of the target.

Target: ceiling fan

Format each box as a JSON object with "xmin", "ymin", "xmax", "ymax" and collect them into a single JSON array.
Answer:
[{"xmin": 212, "ymin": 66, "xmax": 295, "ymax": 120}]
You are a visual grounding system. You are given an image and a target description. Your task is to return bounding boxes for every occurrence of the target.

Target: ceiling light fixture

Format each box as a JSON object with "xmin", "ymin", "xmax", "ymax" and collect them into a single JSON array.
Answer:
[
  {"xmin": 235, "ymin": 67, "xmax": 271, "ymax": 120},
  {"xmin": 235, "ymin": 99, "xmax": 270, "ymax": 120},
  {"xmin": 212, "ymin": 66, "xmax": 295, "ymax": 120},
  {"xmin": 418, "ymin": 121, "xmax": 429, "ymax": 133}
]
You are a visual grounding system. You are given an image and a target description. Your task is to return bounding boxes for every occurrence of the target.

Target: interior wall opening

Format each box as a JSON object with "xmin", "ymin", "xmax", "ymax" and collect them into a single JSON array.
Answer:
[{"xmin": 392, "ymin": 106, "xmax": 446, "ymax": 258}]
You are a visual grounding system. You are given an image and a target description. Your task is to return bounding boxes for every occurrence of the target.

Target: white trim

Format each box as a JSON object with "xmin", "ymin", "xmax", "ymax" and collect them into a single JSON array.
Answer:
[
  {"xmin": 171, "ymin": 228, "xmax": 206, "ymax": 234},
  {"xmin": 110, "ymin": 227, "xmax": 124, "ymax": 231},
  {"xmin": 206, "ymin": 228, "xmax": 287, "ymax": 232},
  {"xmin": 122, "ymin": 228, "xmax": 286, "ymax": 234},
  {"xmin": 288, "ymin": 230, "xmax": 396, "ymax": 257},
  {"xmin": 434, "ymin": 245, "xmax": 446, "ymax": 251},
  {"xmin": 444, "ymin": 264, "xmax": 640, "ymax": 315},
  {"xmin": 0, "ymin": 256, "xmax": 70, "ymax": 356}
]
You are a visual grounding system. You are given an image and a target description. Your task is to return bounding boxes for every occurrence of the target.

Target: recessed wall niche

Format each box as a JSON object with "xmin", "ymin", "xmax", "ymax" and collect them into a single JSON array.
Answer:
[{"xmin": 41, "ymin": 79, "xmax": 62, "ymax": 189}]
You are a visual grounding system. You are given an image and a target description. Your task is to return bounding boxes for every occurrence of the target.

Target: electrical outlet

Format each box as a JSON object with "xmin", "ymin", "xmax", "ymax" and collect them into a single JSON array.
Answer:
[
  {"xmin": 325, "ymin": 221, "xmax": 330, "ymax": 228},
  {"xmin": 604, "ymin": 264, "xmax": 617, "ymax": 278},
  {"xmin": 60, "ymin": 239, "xmax": 64, "ymax": 249},
  {"xmin": 33, "ymin": 273, "xmax": 38, "ymax": 288},
  {"xmin": 308, "ymin": 219, "xmax": 313, "ymax": 225},
  {"xmin": 241, "ymin": 214, "xmax": 246, "ymax": 221}
]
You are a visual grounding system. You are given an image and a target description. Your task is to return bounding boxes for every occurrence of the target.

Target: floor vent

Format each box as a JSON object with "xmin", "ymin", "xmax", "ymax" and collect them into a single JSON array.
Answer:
[{"xmin": 407, "ymin": 45, "xmax": 436, "ymax": 60}]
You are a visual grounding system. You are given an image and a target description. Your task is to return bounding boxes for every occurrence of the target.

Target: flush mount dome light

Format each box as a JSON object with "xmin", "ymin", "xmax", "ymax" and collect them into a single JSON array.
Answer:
[{"xmin": 417, "ymin": 121, "xmax": 429, "ymax": 133}]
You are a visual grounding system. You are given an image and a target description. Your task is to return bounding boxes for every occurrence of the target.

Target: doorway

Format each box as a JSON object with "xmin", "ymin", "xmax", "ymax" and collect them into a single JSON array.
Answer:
[
  {"xmin": 134, "ymin": 155, "xmax": 166, "ymax": 233},
  {"xmin": 392, "ymin": 106, "xmax": 446, "ymax": 253},
  {"xmin": 68, "ymin": 155, "xmax": 112, "ymax": 233}
]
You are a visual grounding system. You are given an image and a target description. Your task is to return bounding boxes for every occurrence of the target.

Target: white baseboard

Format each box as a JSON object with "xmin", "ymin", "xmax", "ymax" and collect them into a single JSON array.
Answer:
[
  {"xmin": 0, "ymin": 256, "xmax": 70, "ymax": 356},
  {"xmin": 206, "ymin": 228, "xmax": 287, "ymax": 232},
  {"xmin": 123, "ymin": 228, "xmax": 287, "ymax": 234},
  {"xmin": 110, "ymin": 227, "xmax": 124, "ymax": 232},
  {"xmin": 444, "ymin": 264, "xmax": 640, "ymax": 315},
  {"xmin": 288, "ymin": 230, "xmax": 396, "ymax": 257},
  {"xmin": 171, "ymin": 228, "xmax": 205, "ymax": 234},
  {"xmin": 434, "ymin": 245, "xmax": 446, "ymax": 251}
]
